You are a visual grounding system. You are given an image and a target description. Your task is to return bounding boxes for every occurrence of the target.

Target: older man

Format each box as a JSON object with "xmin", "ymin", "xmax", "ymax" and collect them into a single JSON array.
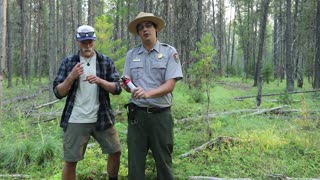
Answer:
[{"xmin": 53, "ymin": 25, "xmax": 122, "ymax": 180}]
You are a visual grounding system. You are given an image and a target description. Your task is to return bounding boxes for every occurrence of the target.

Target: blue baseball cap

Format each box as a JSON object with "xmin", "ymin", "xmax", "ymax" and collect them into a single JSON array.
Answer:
[{"xmin": 76, "ymin": 25, "xmax": 96, "ymax": 41}]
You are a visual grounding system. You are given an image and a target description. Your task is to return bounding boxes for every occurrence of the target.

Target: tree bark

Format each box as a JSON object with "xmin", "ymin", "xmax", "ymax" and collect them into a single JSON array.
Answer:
[
  {"xmin": 255, "ymin": 0, "xmax": 271, "ymax": 108},
  {"xmin": 286, "ymin": 0, "xmax": 294, "ymax": 92},
  {"xmin": 77, "ymin": 0, "xmax": 82, "ymax": 26},
  {"xmin": 196, "ymin": 0, "xmax": 203, "ymax": 42},
  {"xmin": 5, "ymin": 0, "xmax": 11, "ymax": 88},
  {"xmin": 19, "ymin": 0, "xmax": 27, "ymax": 85},
  {"xmin": 314, "ymin": 0, "xmax": 320, "ymax": 89},
  {"xmin": 217, "ymin": 0, "xmax": 225, "ymax": 76},
  {"xmin": 48, "ymin": 0, "xmax": 56, "ymax": 103},
  {"xmin": 0, "ymin": 0, "xmax": 6, "ymax": 119}
]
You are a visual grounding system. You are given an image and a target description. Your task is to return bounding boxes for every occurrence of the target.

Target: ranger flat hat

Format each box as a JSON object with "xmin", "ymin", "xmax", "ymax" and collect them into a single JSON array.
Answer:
[{"xmin": 128, "ymin": 12, "xmax": 165, "ymax": 35}]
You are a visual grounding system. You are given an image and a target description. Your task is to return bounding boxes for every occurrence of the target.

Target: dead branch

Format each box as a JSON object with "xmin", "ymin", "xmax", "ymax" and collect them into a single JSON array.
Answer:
[
  {"xmin": 180, "ymin": 136, "xmax": 242, "ymax": 158},
  {"xmin": 31, "ymin": 117, "xmax": 58, "ymax": 124},
  {"xmin": 180, "ymin": 140, "xmax": 214, "ymax": 158},
  {"xmin": 234, "ymin": 89, "xmax": 320, "ymax": 100},
  {"xmin": 3, "ymin": 87, "xmax": 49, "ymax": 106},
  {"xmin": 34, "ymin": 99, "xmax": 60, "ymax": 110},
  {"xmin": 24, "ymin": 100, "xmax": 61, "ymax": 118},
  {"xmin": 0, "ymin": 174, "xmax": 31, "ymax": 179}
]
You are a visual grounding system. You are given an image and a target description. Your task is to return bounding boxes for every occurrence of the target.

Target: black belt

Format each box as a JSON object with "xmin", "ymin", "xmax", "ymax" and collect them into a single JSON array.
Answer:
[{"xmin": 134, "ymin": 104, "xmax": 171, "ymax": 113}]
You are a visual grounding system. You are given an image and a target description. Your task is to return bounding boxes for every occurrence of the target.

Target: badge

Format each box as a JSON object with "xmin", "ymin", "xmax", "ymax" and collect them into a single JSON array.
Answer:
[
  {"xmin": 157, "ymin": 53, "xmax": 163, "ymax": 59},
  {"xmin": 173, "ymin": 53, "xmax": 179, "ymax": 62}
]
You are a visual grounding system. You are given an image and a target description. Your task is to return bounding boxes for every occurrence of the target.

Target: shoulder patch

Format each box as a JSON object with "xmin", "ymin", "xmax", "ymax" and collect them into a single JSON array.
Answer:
[{"xmin": 173, "ymin": 53, "xmax": 180, "ymax": 62}]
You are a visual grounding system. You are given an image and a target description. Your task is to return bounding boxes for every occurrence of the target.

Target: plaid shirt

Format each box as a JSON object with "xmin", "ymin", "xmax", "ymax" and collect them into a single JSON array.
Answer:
[{"xmin": 53, "ymin": 51, "xmax": 122, "ymax": 131}]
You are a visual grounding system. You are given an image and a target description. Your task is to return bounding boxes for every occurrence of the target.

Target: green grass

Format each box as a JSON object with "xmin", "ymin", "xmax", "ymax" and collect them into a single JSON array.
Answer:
[{"xmin": 1, "ymin": 77, "xmax": 320, "ymax": 179}]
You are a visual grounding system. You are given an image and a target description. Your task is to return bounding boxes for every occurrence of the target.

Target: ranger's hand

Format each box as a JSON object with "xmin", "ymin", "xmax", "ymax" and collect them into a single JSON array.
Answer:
[{"xmin": 132, "ymin": 87, "xmax": 148, "ymax": 99}]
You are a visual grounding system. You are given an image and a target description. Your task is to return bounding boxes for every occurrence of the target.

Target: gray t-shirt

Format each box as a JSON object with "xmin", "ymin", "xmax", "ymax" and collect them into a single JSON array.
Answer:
[
  {"xmin": 123, "ymin": 41, "xmax": 183, "ymax": 107},
  {"xmin": 69, "ymin": 54, "xmax": 99, "ymax": 123}
]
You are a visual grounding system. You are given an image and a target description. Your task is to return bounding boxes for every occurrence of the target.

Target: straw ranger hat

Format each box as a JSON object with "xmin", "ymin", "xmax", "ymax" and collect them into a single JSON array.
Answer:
[{"xmin": 128, "ymin": 12, "xmax": 165, "ymax": 35}]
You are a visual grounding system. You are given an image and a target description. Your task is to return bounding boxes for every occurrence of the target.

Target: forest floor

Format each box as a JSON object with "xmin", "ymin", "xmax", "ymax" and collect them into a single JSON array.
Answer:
[{"xmin": 1, "ymin": 77, "xmax": 320, "ymax": 179}]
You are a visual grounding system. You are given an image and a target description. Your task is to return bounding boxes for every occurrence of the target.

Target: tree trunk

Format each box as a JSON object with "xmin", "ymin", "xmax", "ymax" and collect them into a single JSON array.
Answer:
[
  {"xmin": 256, "ymin": 0, "xmax": 271, "ymax": 108},
  {"xmin": 48, "ymin": 0, "xmax": 56, "ymax": 103},
  {"xmin": 235, "ymin": 1, "xmax": 250, "ymax": 82},
  {"xmin": 230, "ymin": 10, "xmax": 236, "ymax": 70},
  {"xmin": 286, "ymin": 0, "xmax": 294, "ymax": 92},
  {"xmin": 293, "ymin": 0, "xmax": 303, "ymax": 88},
  {"xmin": 62, "ymin": 0, "xmax": 67, "ymax": 58},
  {"xmin": 314, "ymin": 0, "xmax": 320, "ymax": 89},
  {"xmin": 71, "ymin": 0, "xmax": 76, "ymax": 53},
  {"xmin": 226, "ymin": 11, "xmax": 232, "ymax": 75},
  {"xmin": 211, "ymin": 0, "xmax": 216, "ymax": 39},
  {"xmin": 88, "ymin": 0, "xmax": 95, "ymax": 26},
  {"xmin": 217, "ymin": 0, "xmax": 225, "ymax": 76},
  {"xmin": 77, "ymin": 0, "xmax": 82, "ymax": 26},
  {"xmin": 0, "ymin": 0, "xmax": 7, "ymax": 119},
  {"xmin": 196, "ymin": 0, "xmax": 203, "ymax": 42},
  {"xmin": 27, "ymin": 0, "xmax": 32, "ymax": 87},
  {"xmin": 113, "ymin": 0, "xmax": 119, "ymax": 41},
  {"xmin": 6, "ymin": 0, "xmax": 11, "ymax": 88},
  {"xmin": 19, "ymin": 0, "xmax": 27, "ymax": 85},
  {"xmin": 272, "ymin": 4, "xmax": 279, "ymax": 80}
]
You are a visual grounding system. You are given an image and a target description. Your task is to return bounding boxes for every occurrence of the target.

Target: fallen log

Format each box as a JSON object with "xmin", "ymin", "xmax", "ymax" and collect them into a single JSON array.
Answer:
[
  {"xmin": 180, "ymin": 136, "xmax": 242, "ymax": 158},
  {"xmin": 241, "ymin": 105, "xmax": 288, "ymax": 117},
  {"xmin": 0, "ymin": 174, "xmax": 31, "ymax": 179},
  {"xmin": 233, "ymin": 89, "xmax": 320, "ymax": 100},
  {"xmin": 3, "ymin": 87, "xmax": 49, "ymax": 106},
  {"xmin": 188, "ymin": 177, "xmax": 251, "ymax": 180},
  {"xmin": 178, "ymin": 109, "xmax": 259, "ymax": 124},
  {"xmin": 177, "ymin": 107, "xmax": 298, "ymax": 124}
]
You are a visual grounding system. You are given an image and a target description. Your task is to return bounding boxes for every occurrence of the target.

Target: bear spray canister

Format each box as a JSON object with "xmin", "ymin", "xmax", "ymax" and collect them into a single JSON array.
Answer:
[{"xmin": 121, "ymin": 76, "xmax": 137, "ymax": 91}]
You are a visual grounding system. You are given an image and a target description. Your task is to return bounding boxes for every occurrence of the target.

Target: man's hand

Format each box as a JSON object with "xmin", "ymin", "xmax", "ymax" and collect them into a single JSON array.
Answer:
[
  {"xmin": 83, "ymin": 75, "xmax": 101, "ymax": 84},
  {"xmin": 132, "ymin": 87, "xmax": 148, "ymax": 99},
  {"xmin": 69, "ymin": 62, "xmax": 84, "ymax": 80},
  {"xmin": 120, "ymin": 75, "xmax": 132, "ymax": 93}
]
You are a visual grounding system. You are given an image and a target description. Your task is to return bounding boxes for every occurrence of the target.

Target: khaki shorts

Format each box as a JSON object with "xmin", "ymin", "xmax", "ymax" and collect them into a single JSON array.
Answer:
[{"xmin": 63, "ymin": 123, "xmax": 121, "ymax": 162}]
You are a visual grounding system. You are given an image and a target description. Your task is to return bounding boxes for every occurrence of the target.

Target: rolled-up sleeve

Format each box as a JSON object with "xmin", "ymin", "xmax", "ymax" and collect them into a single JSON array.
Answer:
[{"xmin": 53, "ymin": 58, "xmax": 69, "ymax": 99}]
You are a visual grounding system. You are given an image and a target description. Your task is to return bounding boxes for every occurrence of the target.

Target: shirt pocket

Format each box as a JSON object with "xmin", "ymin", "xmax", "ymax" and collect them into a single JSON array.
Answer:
[
  {"xmin": 130, "ymin": 62, "xmax": 144, "ymax": 81},
  {"xmin": 151, "ymin": 61, "xmax": 167, "ymax": 82}
]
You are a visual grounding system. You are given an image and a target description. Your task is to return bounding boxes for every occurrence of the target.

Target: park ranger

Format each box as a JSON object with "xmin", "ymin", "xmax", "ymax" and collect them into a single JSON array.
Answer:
[{"xmin": 121, "ymin": 12, "xmax": 183, "ymax": 180}]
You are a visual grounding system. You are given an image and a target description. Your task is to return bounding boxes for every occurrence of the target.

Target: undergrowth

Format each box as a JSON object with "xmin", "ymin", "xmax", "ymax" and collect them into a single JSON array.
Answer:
[{"xmin": 1, "ymin": 77, "xmax": 320, "ymax": 179}]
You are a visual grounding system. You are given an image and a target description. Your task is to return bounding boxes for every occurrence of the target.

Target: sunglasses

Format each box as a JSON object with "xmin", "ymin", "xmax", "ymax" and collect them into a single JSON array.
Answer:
[
  {"xmin": 137, "ymin": 23, "xmax": 155, "ymax": 31},
  {"xmin": 78, "ymin": 32, "xmax": 95, "ymax": 37}
]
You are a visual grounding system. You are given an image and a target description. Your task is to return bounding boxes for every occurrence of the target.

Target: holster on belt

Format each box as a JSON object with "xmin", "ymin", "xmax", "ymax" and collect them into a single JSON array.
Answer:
[{"xmin": 124, "ymin": 102, "xmax": 136, "ymax": 121}]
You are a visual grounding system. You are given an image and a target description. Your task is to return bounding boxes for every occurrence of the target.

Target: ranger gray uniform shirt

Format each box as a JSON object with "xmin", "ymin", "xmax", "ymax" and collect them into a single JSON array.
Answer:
[{"xmin": 123, "ymin": 41, "xmax": 183, "ymax": 108}]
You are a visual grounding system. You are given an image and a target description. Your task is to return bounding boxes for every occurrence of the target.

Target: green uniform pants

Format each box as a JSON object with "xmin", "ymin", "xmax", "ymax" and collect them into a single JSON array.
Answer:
[{"xmin": 127, "ymin": 109, "xmax": 174, "ymax": 180}]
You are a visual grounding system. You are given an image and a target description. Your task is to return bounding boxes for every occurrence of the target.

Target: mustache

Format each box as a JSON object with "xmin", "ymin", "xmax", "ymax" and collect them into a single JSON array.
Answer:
[{"xmin": 81, "ymin": 48, "xmax": 93, "ymax": 52}]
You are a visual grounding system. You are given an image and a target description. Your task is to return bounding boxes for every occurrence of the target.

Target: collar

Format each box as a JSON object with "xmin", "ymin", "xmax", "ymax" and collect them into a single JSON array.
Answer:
[{"xmin": 137, "ymin": 41, "xmax": 161, "ymax": 54}]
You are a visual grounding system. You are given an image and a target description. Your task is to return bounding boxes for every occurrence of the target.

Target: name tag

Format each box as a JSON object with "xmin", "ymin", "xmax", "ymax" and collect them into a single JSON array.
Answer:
[{"xmin": 133, "ymin": 58, "xmax": 140, "ymax": 62}]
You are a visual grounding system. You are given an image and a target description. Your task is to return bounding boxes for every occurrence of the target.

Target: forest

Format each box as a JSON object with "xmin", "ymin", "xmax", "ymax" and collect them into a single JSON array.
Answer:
[{"xmin": 0, "ymin": 0, "xmax": 320, "ymax": 179}]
